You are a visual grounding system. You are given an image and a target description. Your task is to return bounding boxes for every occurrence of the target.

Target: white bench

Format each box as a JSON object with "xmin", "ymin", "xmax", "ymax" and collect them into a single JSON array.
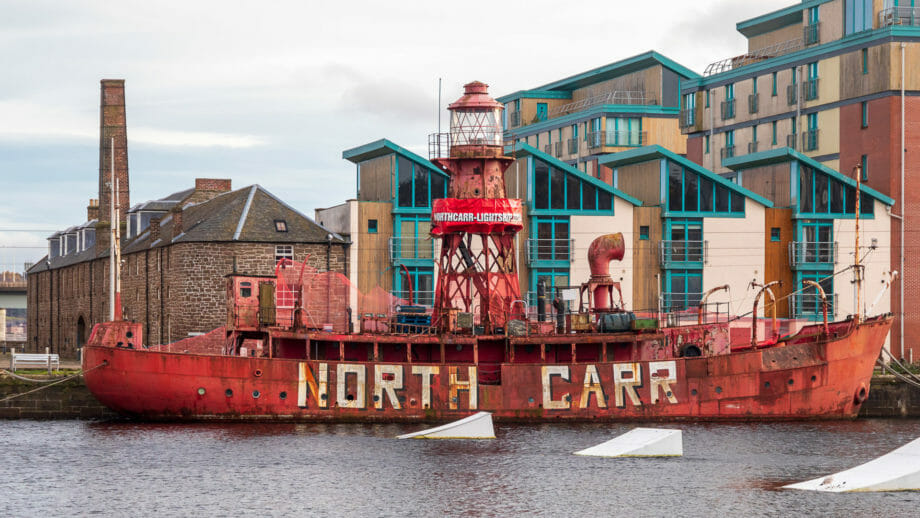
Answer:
[{"xmin": 10, "ymin": 349, "xmax": 60, "ymax": 372}]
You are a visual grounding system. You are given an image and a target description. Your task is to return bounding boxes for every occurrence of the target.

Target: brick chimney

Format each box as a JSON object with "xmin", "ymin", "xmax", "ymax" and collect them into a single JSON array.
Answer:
[
  {"xmin": 183, "ymin": 178, "xmax": 232, "ymax": 205},
  {"xmin": 87, "ymin": 198, "xmax": 100, "ymax": 221},
  {"xmin": 150, "ymin": 218, "xmax": 161, "ymax": 242},
  {"xmin": 98, "ymin": 79, "xmax": 129, "ymax": 227},
  {"xmin": 171, "ymin": 207, "xmax": 183, "ymax": 240}
]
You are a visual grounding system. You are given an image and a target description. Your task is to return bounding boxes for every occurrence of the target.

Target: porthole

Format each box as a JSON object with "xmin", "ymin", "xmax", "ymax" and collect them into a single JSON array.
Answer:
[
  {"xmin": 715, "ymin": 386, "xmax": 722, "ymax": 394},
  {"xmin": 788, "ymin": 379, "xmax": 794, "ymax": 386},
  {"xmin": 252, "ymin": 390, "xmax": 261, "ymax": 399},
  {"xmin": 197, "ymin": 387, "xmax": 206, "ymax": 396},
  {"xmin": 279, "ymin": 391, "xmax": 287, "ymax": 400},
  {"xmin": 691, "ymin": 389, "xmax": 698, "ymax": 396},
  {"xmin": 225, "ymin": 389, "xmax": 233, "ymax": 397},
  {"xmin": 254, "ymin": 369, "xmax": 263, "ymax": 377},
  {"xmin": 764, "ymin": 381, "xmax": 771, "ymax": 388}
]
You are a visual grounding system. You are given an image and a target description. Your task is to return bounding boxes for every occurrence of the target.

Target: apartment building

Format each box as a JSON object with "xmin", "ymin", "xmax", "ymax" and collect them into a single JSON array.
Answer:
[
  {"xmin": 498, "ymin": 51, "xmax": 699, "ymax": 179},
  {"xmin": 679, "ymin": 0, "xmax": 915, "ymax": 356}
]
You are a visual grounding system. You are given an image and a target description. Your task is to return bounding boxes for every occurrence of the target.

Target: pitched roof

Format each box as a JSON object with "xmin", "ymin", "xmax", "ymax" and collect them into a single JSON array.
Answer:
[{"xmin": 342, "ymin": 138, "xmax": 448, "ymax": 177}]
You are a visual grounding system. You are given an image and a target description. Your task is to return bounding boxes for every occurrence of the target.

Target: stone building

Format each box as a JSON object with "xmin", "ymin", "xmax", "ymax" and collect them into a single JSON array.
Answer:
[{"xmin": 26, "ymin": 80, "xmax": 347, "ymax": 357}]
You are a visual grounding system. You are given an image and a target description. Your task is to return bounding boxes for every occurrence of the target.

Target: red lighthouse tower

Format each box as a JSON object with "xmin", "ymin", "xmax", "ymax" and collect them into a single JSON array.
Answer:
[{"xmin": 430, "ymin": 81, "xmax": 522, "ymax": 334}]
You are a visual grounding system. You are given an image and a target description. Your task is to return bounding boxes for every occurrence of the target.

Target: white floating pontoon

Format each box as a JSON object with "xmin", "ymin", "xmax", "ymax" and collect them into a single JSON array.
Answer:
[
  {"xmin": 397, "ymin": 411, "xmax": 495, "ymax": 439},
  {"xmin": 785, "ymin": 437, "xmax": 920, "ymax": 492},
  {"xmin": 574, "ymin": 427, "xmax": 683, "ymax": 457}
]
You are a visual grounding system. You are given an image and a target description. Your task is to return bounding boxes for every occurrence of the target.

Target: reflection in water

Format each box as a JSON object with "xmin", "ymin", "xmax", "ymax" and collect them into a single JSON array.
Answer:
[{"xmin": 3, "ymin": 419, "xmax": 920, "ymax": 516}]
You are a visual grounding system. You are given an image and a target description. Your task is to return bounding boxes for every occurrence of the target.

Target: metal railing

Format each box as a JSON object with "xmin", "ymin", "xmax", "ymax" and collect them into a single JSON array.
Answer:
[
  {"xmin": 659, "ymin": 240, "xmax": 706, "ymax": 267},
  {"xmin": 879, "ymin": 6, "xmax": 920, "ymax": 27},
  {"xmin": 748, "ymin": 141, "xmax": 759, "ymax": 154},
  {"xmin": 389, "ymin": 236, "xmax": 435, "ymax": 265},
  {"xmin": 804, "ymin": 22, "xmax": 821, "ymax": 46},
  {"xmin": 554, "ymin": 141, "xmax": 563, "ymax": 157},
  {"xmin": 567, "ymin": 138, "xmax": 578, "ymax": 154},
  {"xmin": 390, "ymin": 290, "xmax": 435, "ymax": 308},
  {"xmin": 786, "ymin": 133, "xmax": 798, "ymax": 150},
  {"xmin": 587, "ymin": 131, "xmax": 604, "ymax": 149},
  {"xmin": 509, "ymin": 111, "xmax": 522, "ymax": 128},
  {"xmin": 804, "ymin": 78, "xmax": 819, "ymax": 101},
  {"xmin": 549, "ymin": 90, "xmax": 650, "ymax": 117},
  {"xmin": 605, "ymin": 130, "xmax": 645, "ymax": 147},
  {"xmin": 525, "ymin": 238, "xmax": 573, "ymax": 264},
  {"xmin": 789, "ymin": 241, "xmax": 836, "ymax": 267},
  {"xmin": 787, "ymin": 83, "xmax": 798, "ymax": 105},
  {"xmin": 802, "ymin": 129, "xmax": 819, "ymax": 151},
  {"xmin": 748, "ymin": 93, "xmax": 759, "ymax": 114},
  {"xmin": 720, "ymin": 146, "xmax": 735, "ymax": 161},
  {"xmin": 659, "ymin": 292, "xmax": 705, "ymax": 313},
  {"xmin": 704, "ymin": 38, "xmax": 803, "ymax": 76},
  {"xmin": 789, "ymin": 293, "xmax": 837, "ymax": 320},
  {"xmin": 721, "ymin": 99, "xmax": 736, "ymax": 120},
  {"xmin": 428, "ymin": 132, "xmax": 451, "ymax": 160},
  {"xmin": 679, "ymin": 108, "xmax": 695, "ymax": 128}
]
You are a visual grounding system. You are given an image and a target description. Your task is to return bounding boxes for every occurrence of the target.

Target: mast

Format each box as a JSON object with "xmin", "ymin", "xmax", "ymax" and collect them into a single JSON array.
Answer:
[
  {"xmin": 854, "ymin": 163, "xmax": 862, "ymax": 325},
  {"xmin": 109, "ymin": 137, "xmax": 123, "ymax": 321}
]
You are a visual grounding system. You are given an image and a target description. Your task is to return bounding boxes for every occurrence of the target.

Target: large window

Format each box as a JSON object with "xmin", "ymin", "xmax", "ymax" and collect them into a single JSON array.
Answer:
[
  {"xmin": 396, "ymin": 157, "xmax": 447, "ymax": 208},
  {"xmin": 607, "ymin": 117, "xmax": 642, "ymax": 146},
  {"xmin": 531, "ymin": 158, "xmax": 612, "ymax": 213},
  {"xmin": 394, "ymin": 266, "xmax": 434, "ymax": 306},
  {"xmin": 663, "ymin": 270, "xmax": 703, "ymax": 312},
  {"xmin": 845, "ymin": 0, "xmax": 873, "ymax": 34},
  {"xmin": 532, "ymin": 217, "xmax": 570, "ymax": 263},
  {"xmin": 667, "ymin": 161, "xmax": 743, "ymax": 215},
  {"xmin": 798, "ymin": 165, "xmax": 873, "ymax": 216},
  {"xmin": 395, "ymin": 216, "xmax": 432, "ymax": 261}
]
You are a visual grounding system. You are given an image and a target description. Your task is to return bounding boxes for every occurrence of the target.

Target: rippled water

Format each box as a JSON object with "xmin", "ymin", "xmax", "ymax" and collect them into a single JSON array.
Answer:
[{"xmin": 2, "ymin": 419, "xmax": 920, "ymax": 516}]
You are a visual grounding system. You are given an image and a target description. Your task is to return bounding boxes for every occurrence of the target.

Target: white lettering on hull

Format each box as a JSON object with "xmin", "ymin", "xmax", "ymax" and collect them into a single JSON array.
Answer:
[
  {"xmin": 542, "ymin": 365, "xmax": 570, "ymax": 410},
  {"xmin": 649, "ymin": 361, "xmax": 678, "ymax": 404},
  {"xmin": 449, "ymin": 366, "xmax": 478, "ymax": 410},
  {"xmin": 374, "ymin": 364, "xmax": 403, "ymax": 410},
  {"xmin": 336, "ymin": 364, "xmax": 366, "ymax": 408},
  {"xmin": 579, "ymin": 364, "xmax": 607, "ymax": 409},
  {"xmin": 613, "ymin": 362, "xmax": 642, "ymax": 407},
  {"xmin": 411, "ymin": 365, "xmax": 439, "ymax": 409}
]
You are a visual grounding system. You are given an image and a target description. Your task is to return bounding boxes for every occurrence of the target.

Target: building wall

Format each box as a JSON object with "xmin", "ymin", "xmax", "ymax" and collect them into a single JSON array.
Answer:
[
  {"xmin": 570, "ymin": 202, "xmax": 635, "ymax": 310},
  {"xmin": 832, "ymin": 200, "xmax": 892, "ymax": 324},
  {"xmin": 702, "ymin": 200, "xmax": 766, "ymax": 318},
  {"xmin": 748, "ymin": 23, "xmax": 802, "ymax": 53},
  {"xmin": 631, "ymin": 206, "xmax": 662, "ymax": 311},
  {"xmin": 358, "ymin": 155, "xmax": 394, "ymax": 202},
  {"xmin": 356, "ymin": 201, "xmax": 394, "ymax": 314}
]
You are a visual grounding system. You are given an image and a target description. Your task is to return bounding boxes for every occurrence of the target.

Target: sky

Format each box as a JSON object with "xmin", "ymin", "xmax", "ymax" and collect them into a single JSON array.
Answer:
[{"xmin": 0, "ymin": 0, "xmax": 792, "ymax": 270}]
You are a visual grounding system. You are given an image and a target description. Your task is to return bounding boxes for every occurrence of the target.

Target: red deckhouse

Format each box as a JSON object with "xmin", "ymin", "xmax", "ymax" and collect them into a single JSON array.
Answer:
[{"xmin": 430, "ymin": 81, "xmax": 522, "ymax": 334}]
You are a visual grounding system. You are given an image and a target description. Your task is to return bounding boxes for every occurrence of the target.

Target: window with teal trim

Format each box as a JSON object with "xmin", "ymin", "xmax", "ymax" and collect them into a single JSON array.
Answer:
[
  {"xmin": 861, "ymin": 154, "xmax": 869, "ymax": 181},
  {"xmin": 772, "ymin": 121, "xmax": 778, "ymax": 145},
  {"xmin": 531, "ymin": 158, "xmax": 612, "ymax": 213},
  {"xmin": 861, "ymin": 101, "xmax": 869, "ymax": 128},
  {"xmin": 531, "ymin": 217, "xmax": 570, "ymax": 265},
  {"xmin": 394, "ymin": 216, "xmax": 433, "ymax": 262},
  {"xmin": 608, "ymin": 117, "xmax": 642, "ymax": 146},
  {"xmin": 395, "ymin": 265, "xmax": 434, "ymax": 306},
  {"xmin": 862, "ymin": 48, "xmax": 869, "ymax": 74},
  {"xmin": 771, "ymin": 72, "xmax": 777, "ymax": 96},
  {"xmin": 795, "ymin": 272, "xmax": 834, "ymax": 320},
  {"xmin": 845, "ymin": 0, "xmax": 872, "ymax": 35},
  {"xmin": 771, "ymin": 227, "xmax": 780, "ymax": 242},
  {"xmin": 396, "ymin": 157, "xmax": 446, "ymax": 208},
  {"xmin": 704, "ymin": 135, "xmax": 710, "ymax": 154},
  {"xmin": 530, "ymin": 268, "xmax": 570, "ymax": 305},
  {"xmin": 639, "ymin": 226, "xmax": 649, "ymax": 240},
  {"xmin": 368, "ymin": 219, "xmax": 378, "ymax": 234},
  {"xmin": 536, "ymin": 103, "xmax": 548, "ymax": 122},
  {"xmin": 799, "ymin": 165, "xmax": 873, "ymax": 216},
  {"xmin": 663, "ymin": 270, "xmax": 703, "ymax": 312},
  {"xmin": 667, "ymin": 161, "xmax": 741, "ymax": 215}
]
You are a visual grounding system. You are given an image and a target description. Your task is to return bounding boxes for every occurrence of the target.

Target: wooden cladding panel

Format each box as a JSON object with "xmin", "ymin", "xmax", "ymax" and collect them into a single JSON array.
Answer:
[
  {"xmin": 632, "ymin": 206, "xmax": 661, "ymax": 312},
  {"xmin": 571, "ymin": 67, "xmax": 662, "ymax": 105},
  {"xmin": 616, "ymin": 160, "xmax": 661, "ymax": 206},
  {"xmin": 358, "ymin": 155, "xmax": 394, "ymax": 202},
  {"xmin": 764, "ymin": 208, "xmax": 793, "ymax": 318},
  {"xmin": 356, "ymin": 201, "xmax": 393, "ymax": 314},
  {"xmin": 742, "ymin": 164, "xmax": 792, "ymax": 208}
]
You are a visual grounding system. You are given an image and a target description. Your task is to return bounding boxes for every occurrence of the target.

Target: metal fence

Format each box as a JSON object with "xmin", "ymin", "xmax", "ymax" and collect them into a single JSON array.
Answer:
[
  {"xmin": 525, "ymin": 238, "xmax": 573, "ymax": 264},
  {"xmin": 659, "ymin": 240, "xmax": 706, "ymax": 267},
  {"xmin": 789, "ymin": 292, "xmax": 837, "ymax": 320},
  {"xmin": 879, "ymin": 6, "xmax": 920, "ymax": 27},
  {"xmin": 389, "ymin": 236, "xmax": 436, "ymax": 264},
  {"xmin": 789, "ymin": 241, "xmax": 836, "ymax": 267}
]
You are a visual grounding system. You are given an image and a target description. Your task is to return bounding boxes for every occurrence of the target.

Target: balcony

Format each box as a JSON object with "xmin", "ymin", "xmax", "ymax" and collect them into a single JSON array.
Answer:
[
  {"xmin": 720, "ymin": 146, "xmax": 736, "ymax": 162},
  {"xmin": 549, "ymin": 90, "xmax": 649, "ymax": 117},
  {"xmin": 802, "ymin": 129, "xmax": 819, "ymax": 151},
  {"xmin": 721, "ymin": 99, "xmax": 736, "ymax": 120},
  {"xmin": 509, "ymin": 111, "xmax": 522, "ymax": 128},
  {"xmin": 879, "ymin": 6, "xmax": 920, "ymax": 27},
  {"xmin": 704, "ymin": 38, "xmax": 803, "ymax": 76},
  {"xmin": 390, "ymin": 290, "xmax": 435, "ymax": 308},
  {"xmin": 748, "ymin": 93, "xmax": 759, "ymax": 114},
  {"xmin": 789, "ymin": 241, "xmax": 836, "ymax": 268},
  {"xmin": 554, "ymin": 141, "xmax": 563, "ymax": 157},
  {"xmin": 660, "ymin": 292, "xmax": 705, "ymax": 313},
  {"xmin": 789, "ymin": 293, "xmax": 837, "ymax": 320},
  {"xmin": 587, "ymin": 131, "xmax": 604, "ymax": 149},
  {"xmin": 525, "ymin": 238, "xmax": 573, "ymax": 265},
  {"xmin": 567, "ymin": 138, "xmax": 578, "ymax": 154},
  {"xmin": 606, "ymin": 130, "xmax": 646, "ymax": 147},
  {"xmin": 787, "ymin": 84, "xmax": 798, "ymax": 105},
  {"xmin": 389, "ymin": 236, "xmax": 435, "ymax": 265},
  {"xmin": 804, "ymin": 79, "xmax": 819, "ymax": 101},
  {"xmin": 786, "ymin": 133, "xmax": 798, "ymax": 150},
  {"xmin": 748, "ymin": 141, "xmax": 759, "ymax": 154},
  {"xmin": 659, "ymin": 240, "xmax": 706, "ymax": 267},
  {"xmin": 679, "ymin": 108, "xmax": 695, "ymax": 128},
  {"xmin": 804, "ymin": 22, "xmax": 820, "ymax": 46},
  {"xmin": 543, "ymin": 144, "xmax": 552, "ymax": 154}
]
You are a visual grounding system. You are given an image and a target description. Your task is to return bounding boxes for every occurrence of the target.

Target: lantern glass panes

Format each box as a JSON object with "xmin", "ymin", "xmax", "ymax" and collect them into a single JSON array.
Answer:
[{"xmin": 450, "ymin": 107, "xmax": 502, "ymax": 147}]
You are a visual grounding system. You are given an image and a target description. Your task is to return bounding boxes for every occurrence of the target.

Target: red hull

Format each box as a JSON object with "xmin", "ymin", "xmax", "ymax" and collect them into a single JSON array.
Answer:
[{"xmin": 82, "ymin": 316, "xmax": 892, "ymax": 422}]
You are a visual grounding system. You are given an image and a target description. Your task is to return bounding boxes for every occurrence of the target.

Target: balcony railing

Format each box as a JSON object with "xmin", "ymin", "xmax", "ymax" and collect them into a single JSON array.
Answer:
[
  {"xmin": 748, "ymin": 141, "xmax": 759, "ymax": 154},
  {"xmin": 554, "ymin": 141, "xmax": 563, "ymax": 157},
  {"xmin": 659, "ymin": 240, "xmax": 706, "ymax": 267},
  {"xmin": 789, "ymin": 241, "xmax": 836, "ymax": 267},
  {"xmin": 804, "ymin": 22, "xmax": 820, "ymax": 46},
  {"xmin": 390, "ymin": 290, "xmax": 435, "ymax": 308},
  {"xmin": 509, "ymin": 111, "xmax": 522, "ymax": 128},
  {"xmin": 567, "ymin": 138, "xmax": 578, "ymax": 154},
  {"xmin": 787, "ymin": 84, "xmax": 798, "ymax": 105},
  {"xmin": 789, "ymin": 293, "xmax": 837, "ymax": 320},
  {"xmin": 549, "ymin": 90, "xmax": 649, "ymax": 117},
  {"xmin": 606, "ymin": 130, "xmax": 646, "ymax": 147},
  {"xmin": 748, "ymin": 93, "xmax": 759, "ymax": 114},
  {"xmin": 543, "ymin": 144, "xmax": 552, "ymax": 154},
  {"xmin": 804, "ymin": 78, "xmax": 819, "ymax": 101},
  {"xmin": 802, "ymin": 129, "xmax": 819, "ymax": 151},
  {"xmin": 879, "ymin": 6, "xmax": 920, "ymax": 27},
  {"xmin": 721, "ymin": 99, "xmax": 736, "ymax": 120},
  {"xmin": 525, "ymin": 238, "xmax": 573, "ymax": 265},
  {"xmin": 660, "ymin": 292, "xmax": 705, "ymax": 313},
  {"xmin": 389, "ymin": 236, "xmax": 435, "ymax": 265},
  {"xmin": 587, "ymin": 131, "xmax": 604, "ymax": 149},
  {"xmin": 786, "ymin": 133, "xmax": 798, "ymax": 150},
  {"xmin": 704, "ymin": 38, "xmax": 803, "ymax": 76},
  {"xmin": 720, "ymin": 146, "xmax": 736, "ymax": 161},
  {"xmin": 679, "ymin": 108, "xmax": 695, "ymax": 128}
]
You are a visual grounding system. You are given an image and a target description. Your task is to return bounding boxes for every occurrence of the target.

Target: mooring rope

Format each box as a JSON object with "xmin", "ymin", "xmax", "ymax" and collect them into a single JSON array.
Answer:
[
  {"xmin": 878, "ymin": 348, "xmax": 920, "ymax": 386},
  {"xmin": 876, "ymin": 357, "xmax": 920, "ymax": 390},
  {"xmin": 1, "ymin": 370, "xmax": 65, "ymax": 383},
  {"xmin": 0, "ymin": 361, "xmax": 108, "ymax": 404}
]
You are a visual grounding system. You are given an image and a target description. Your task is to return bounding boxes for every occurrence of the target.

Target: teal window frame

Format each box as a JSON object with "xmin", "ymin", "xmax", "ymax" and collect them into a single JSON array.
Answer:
[
  {"xmin": 809, "ymin": 6, "xmax": 819, "ymax": 24},
  {"xmin": 861, "ymin": 101, "xmax": 869, "ymax": 128},
  {"xmin": 530, "ymin": 268, "xmax": 571, "ymax": 303},
  {"xmin": 665, "ymin": 160, "xmax": 744, "ymax": 217},
  {"xmin": 663, "ymin": 269, "xmax": 703, "ymax": 312},
  {"xmin": 725, "ymin": 83, "xmax": 734, "ymax": 100},
  {"xmin": 392, "ymin": 214, "xmax": 434, "ymax": 264},
  {"xmin": 862, "ymin": 48, "xmax": 869, "ymax": 74},
  {"xmin": 608, "ymin": 117, "xmax": 642, "ymax": 146},
  {"xmin": 770, "ymin": 227, "xmax": 781, "ymax": 242},
  {"xmin": 396, "ymin": 156, "xmax": 447, "ymax": 210},
  {"xmin": 368, "ymin": 219, "xmax": 378, "ymax": 234},
  {"xmin": 393, "ymin": 265, "xmax": 434, "ymax": 306},
  {"xmin": 752, "ymin": 125, "xmax": 758, "ymax": 145},
  {"xmin": 794, "ymin": 271, "xmax": 834, "ymax": 320},
  {"xmin": 705, "ymin": 90, "xmax": 710, "ymax": 108},
  {"xmin": 772, "ymin": 121, "xmax": 778, "ymax": 145},
  {"xmin": 531, "ymin": 216, "xmax": 571, "ymax": 266},
  {"xmin": 639, "ymin": 225, "xmax": 649, "ymax": 240},
  {"xmin": 752, "ymin": 77, "xmax": 758, "ymax": 94},
  {"xmin": 536, "ymin": 102, "xmax": 548, "ymax": 122},
  {"xmin": 529, "ymin": 157, "xmax": 613, "ymax": 215},
  {"xmin": 808, "ymin": 113, "xmax": 818, "ymax": 131},
  {"xmin": 797, "ymin": 165, "xmax": 874, "ymax": 218},
  {"xmin": 861, "ymin": 154, "xmax": 869, "ymax": 181},
  {"xmin": 704, "ymin": 135, "xmax": 709, "ymax": 154},
  {"xmin": 771, "ymin": 72, "xmax": 778, "ymax": 96}
]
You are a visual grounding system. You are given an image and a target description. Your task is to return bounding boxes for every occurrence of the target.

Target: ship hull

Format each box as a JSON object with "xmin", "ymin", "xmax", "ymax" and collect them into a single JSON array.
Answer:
[{"xmin": 82, "ymin": 316, "xmax": 892, "ymax": 422}]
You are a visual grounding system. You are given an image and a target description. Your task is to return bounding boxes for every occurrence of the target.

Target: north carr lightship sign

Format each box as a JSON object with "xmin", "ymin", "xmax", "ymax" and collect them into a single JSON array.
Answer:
[{"xmin": 82, "ymin": 81, "xmax": 892, "ymax": 422}]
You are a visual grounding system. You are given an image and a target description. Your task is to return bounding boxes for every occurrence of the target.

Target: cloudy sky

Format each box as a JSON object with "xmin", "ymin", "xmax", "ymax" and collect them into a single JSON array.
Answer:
[{"xmin": 0, "ymin": 0, "xmax": 791, "ymax": 269}]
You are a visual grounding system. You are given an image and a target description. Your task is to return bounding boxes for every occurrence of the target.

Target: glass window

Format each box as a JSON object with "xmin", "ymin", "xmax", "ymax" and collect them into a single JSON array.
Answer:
[
  {"xmin": 414, "ymin": 164, "xmax": 429, "ymax": 207},
  {"xmin": 684, "ymin": 172, "xmax": 698, "ymax": 212},
  {"xmin": 861, "ymin": 154, "xmax": 869, "ymax": 181},
  {"xmin": 861, "ymin": 101, "xmax": 869, "ymax": 128},
  {"xmin": 699, "ymin": 177, "xmax": 713, "ymax": 212},
  {"xmin": 534, "ymin": 162, "xmax": 549, "ymax": 210},
  {"xmin": 801, "ymin": 167, "xmax": 814, "ymax": 213},
  {"xmin": 860, "ymin": 192, "xmax": 874, "ymax": 215},
  {"xmin": 583, "ymin": 184, "xmax": 596, "ymax": 210},
  {"xmin": 730, "ymin": 191, "xmax": 744, "ymax": 213},
  {"xmin": 639, "ymin": 226, "xmax": 649, "ymax": 240},
  {"xmin": 815, "ymin": 173, "xmax": 829, "ymax": 213},
  {"xmin": 771, "ymin": 228, "xmax": 781, "ymax": 242},
  {"xmin": 566, "ymin": 176, "xmax": 580, "ymax": 210},
  {"xmin": 550, "ymin": 168, "xmax": 564, "ymax": 209},
  {"xmin": 772, "ymin": 121, "xmax": 777, "ymax": 145},
  {"xmin": 862, "ymin": 48, "xmax": 869, "ymax": 74},
  {"xmin": 598, "ymin": 191, "xmax": 612, "ymax": 211},
  {"xmin": 368, "ymin": 219, "xmax": 378, "ymax": 233},
  {"xmin": 704, "ymin": 135, "xmax": 710, "ymax": 154},
  {"xmin": 830, "ymin": 180, "xmax": 844, "ymax": 213},
  {"xmin": 715, "ymin": 185, "xmax": 729, "ymax": 212},
  {"xmin": 431, "ymin": 173, "xmax": 446, "ymax": 200},
  {"xmin": 771, "ymin": 72, "xmax": 777, "ymax": 96},
  {"xmin": 397, "ymin": 157, "xmax": 412, "ymax": 207},
  {"xmin": 668, "ymin": 163, "xmax": 683, "ymax": 211}
]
